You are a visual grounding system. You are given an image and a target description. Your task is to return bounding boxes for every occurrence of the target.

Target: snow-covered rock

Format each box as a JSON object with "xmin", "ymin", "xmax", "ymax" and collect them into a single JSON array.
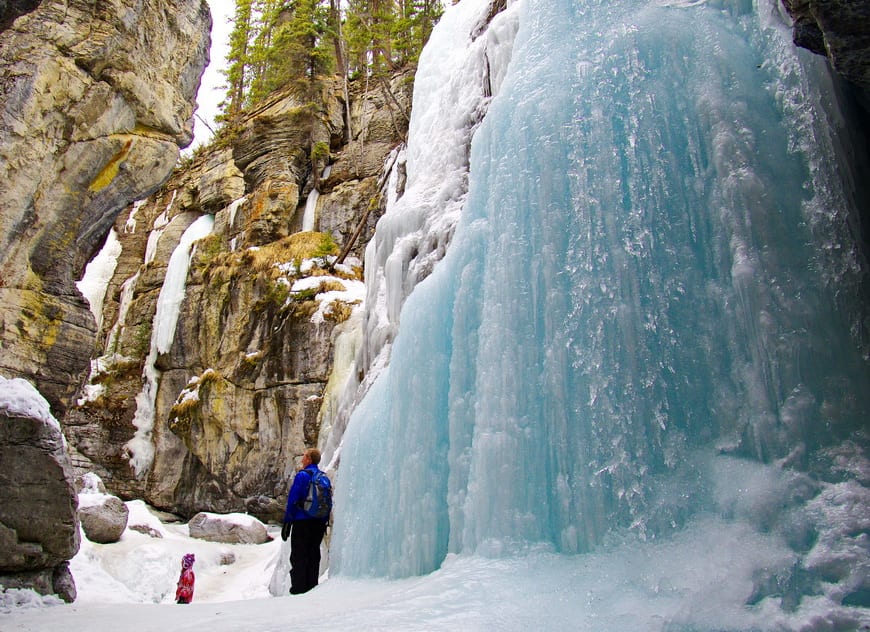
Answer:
[
  {"xmin": 0, "ymin": 376, "xmax": 79, "ymax": 601},
  {"xmin": 187, "ymin": 512, "xmax": 270, "ymax": 544}
]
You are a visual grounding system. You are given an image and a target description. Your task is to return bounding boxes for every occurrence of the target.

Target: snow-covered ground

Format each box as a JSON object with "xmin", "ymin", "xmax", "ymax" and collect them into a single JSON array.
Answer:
[{"xmin": 4, "ymin": 498, "xmax": 869, "ymax": 631}]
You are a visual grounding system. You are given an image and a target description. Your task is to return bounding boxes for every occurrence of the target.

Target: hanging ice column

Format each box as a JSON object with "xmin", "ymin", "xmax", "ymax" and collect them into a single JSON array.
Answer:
[
  {"xmin": 332, "ymin": 0, "xmax": 870, "ymax": 613},
  {"xmin": 302, "ymin": 188, "xmax": 320, "ymax": 232},
  {"xmin": 125, "ymin": 214, "xmax": 214, "ymax": 477}
]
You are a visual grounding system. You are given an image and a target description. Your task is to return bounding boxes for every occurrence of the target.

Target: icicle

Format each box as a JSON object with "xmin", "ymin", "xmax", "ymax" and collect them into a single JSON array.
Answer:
[
  {"xmin": 124, "ymin": 199, "xmax": 147, "ymax": 234},
  {"xmin": 144, "ymin": 191, "xmax": 176, "ymax": 265},
  {"xmin": 105, "ymin": 271, "xmax": 139, "ymax": 355},
  {"xmin": 227, "ymin": 195, "xmax": 246, "ymax": 230},
  {"xmin": 302, "ymin": 189, "xmax": 319, "ymax": 232}
]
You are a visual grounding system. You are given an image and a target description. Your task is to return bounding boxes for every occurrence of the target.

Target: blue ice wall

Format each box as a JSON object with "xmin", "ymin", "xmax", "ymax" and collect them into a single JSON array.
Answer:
[{"xmin": 332, "ymin": 0, "xmax": 870, "ymax": 603}]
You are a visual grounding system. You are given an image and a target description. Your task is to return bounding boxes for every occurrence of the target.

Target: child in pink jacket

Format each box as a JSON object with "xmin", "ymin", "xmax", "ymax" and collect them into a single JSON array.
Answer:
[{"xmin": 175, "ymin": 553, "xmax": 195, "ymax": 604}]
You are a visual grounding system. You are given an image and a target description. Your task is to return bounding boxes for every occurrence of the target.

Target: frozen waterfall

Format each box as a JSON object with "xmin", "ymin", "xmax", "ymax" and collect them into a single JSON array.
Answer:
[
  {"xmin": 125, "ymin": 214, "xmax": 215, "ymax": 477},
  {"xmin": 330, "ymin": 0, "xmax": 870, "ymax": 627}
]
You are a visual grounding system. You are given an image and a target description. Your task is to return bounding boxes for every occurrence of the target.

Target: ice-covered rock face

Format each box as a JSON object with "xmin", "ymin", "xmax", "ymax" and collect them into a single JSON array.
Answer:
[
  {"xmin": 63, "ymin": 66, "xmax": 414, "ymax": 519},
  {"xmin": 331, "ymin": 0, "xmax": 870, "ymax": 626},
  {"xmin": 0, "ymin": 0, "xmax": 211, "ymax": 415}
]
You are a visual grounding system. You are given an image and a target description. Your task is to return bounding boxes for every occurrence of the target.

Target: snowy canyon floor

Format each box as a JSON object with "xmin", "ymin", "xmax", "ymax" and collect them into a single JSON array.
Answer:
[{"xmin": 2, "ymin": 504, "xmax": 867, "ymax": 631}]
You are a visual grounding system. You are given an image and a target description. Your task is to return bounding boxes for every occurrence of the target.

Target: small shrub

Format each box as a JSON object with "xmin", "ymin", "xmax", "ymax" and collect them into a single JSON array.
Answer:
[
  {"xmin": 325, "ymin": 300, "xmax": 357, "ymax": 324},
  {"xmin": 313, "ymin": 233, "xmax": 339, "ymax": 259},
  {"xmin": 311, "ymin": 141, "xmax": 330, "ymax": 164},
  {"xmin": 292, "ymin": 286, "xmax": 319, "ymax": 302},
  {"xmin": 256, "ymin": 280, "xmax": 292, "ymax": 312},
  {"xmin": 193, "ymin": 234, "xmax": 224, "ymax": 268}
]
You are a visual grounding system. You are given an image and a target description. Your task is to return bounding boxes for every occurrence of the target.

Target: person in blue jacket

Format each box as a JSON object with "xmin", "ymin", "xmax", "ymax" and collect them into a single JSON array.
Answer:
[{"xmin": 281, "ymin": 448, "xmax": 330, "ymax": 594}]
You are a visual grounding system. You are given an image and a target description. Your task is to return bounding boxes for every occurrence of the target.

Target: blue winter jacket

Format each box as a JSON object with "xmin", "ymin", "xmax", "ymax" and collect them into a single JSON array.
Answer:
[{"xmin": 283, "ymin": 465, "xmax": 326, "ymax": 523}]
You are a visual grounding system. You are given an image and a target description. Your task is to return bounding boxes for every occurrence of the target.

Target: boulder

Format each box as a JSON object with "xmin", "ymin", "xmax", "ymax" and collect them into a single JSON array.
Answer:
[
  {"xmin": 0, "ymin": 376, "xmax": 79, "ymax": 602},
  {"xmin": 187, "ymin": 512, "xmax": 270, "ymax": 544},
  {"xmin": 78, "ymin": 494, "xmax": 128, "ymax": 544}
]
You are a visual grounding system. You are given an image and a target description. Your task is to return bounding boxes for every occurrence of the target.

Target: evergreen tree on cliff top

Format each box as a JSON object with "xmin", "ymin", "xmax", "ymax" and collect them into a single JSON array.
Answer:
[{"xmin": 220, "ymin": 0, "xmax": 443, "ymax": 119}]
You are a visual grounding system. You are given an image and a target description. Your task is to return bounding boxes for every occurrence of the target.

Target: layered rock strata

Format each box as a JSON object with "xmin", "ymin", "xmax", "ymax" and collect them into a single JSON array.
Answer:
[
  {"xmin": 64, "ymin": 72, "xmax": 413, "ymax": 521},
  {"xmin": 0, "ymin": 0, "xmax": 211, "ymax": 416},
  {"xmin": 0, "ymin": 0, "xmax": 209, "ymax": 601}
]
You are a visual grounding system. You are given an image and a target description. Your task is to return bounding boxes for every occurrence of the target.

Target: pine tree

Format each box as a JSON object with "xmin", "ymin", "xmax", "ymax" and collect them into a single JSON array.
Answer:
[
  {"xmin": 218, "ymin": 0, "xmax": 443, "ymax": 119},
  {"xmin": 344, "ymin": 0, "xmax": 396, "ymax": 78},
  {"xmin": 328, "ymin": 0, "xmax": 353, "ymax": 137},
  {"xmin": 282, "ymin": 0, "xmax": 333, "ymax": 91},
  {"xmin": 402, "ymin": 0, "xmax": 442, "ymax": 66},
  {"xmin": 246, "ymin": 0, "xmax": 285, "ymax": 103},
  {"xmin": 222, "ymin": 0, "xmax": 255, "ymax": 119},
  {"xmin": 246, "ymin": 0, "xmax": 334, "ymax": 101},
  {"xmin": 344, "ymin": 0, "xmax": 441, "ymax": 77}
]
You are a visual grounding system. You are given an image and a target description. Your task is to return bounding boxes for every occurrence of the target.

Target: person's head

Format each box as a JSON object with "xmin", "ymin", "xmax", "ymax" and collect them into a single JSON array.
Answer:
[
  {"xmin": 182, "ymin": 553, "xmax": 195, "ymax": 569},
  {"xmin": 301, "ymin": 448, "xmax": 321, "ymax": 467}
]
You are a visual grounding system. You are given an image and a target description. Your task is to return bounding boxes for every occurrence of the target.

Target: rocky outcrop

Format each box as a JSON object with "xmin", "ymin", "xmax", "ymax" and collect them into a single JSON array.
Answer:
[
  {"xmin": 780, "ymin": 0, "xmax": 870, "ymax": 88},
  {"xmin": 64, "ymin": 71, "xmax": 413, "ymax": 521},
  {"xmin": 0, "ymin": 376, "xmax": 79, "ymax": 601},
  {"xmin": 778, "ymin": 0, "xmax": 870, "ymax": 271},
  {"xmin": 0, "ymin": 0, "xmax": 211, "ymax": 417},
  {"xmin": 0, "ymin": 0, "xmax": 40, "ymax": 32},
  {"xmin": 76, "ymin": 472, "xmax": 129, "ymax": 544},
  {"xmin": 0, "ymin": 0, "xmax": 209, "ymax": 602}
]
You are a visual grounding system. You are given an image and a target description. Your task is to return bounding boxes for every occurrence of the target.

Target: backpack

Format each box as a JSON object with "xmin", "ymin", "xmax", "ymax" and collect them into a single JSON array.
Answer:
[{"xmin": 298, "ymin": 470, "xmax": 332, "ymax": 520}]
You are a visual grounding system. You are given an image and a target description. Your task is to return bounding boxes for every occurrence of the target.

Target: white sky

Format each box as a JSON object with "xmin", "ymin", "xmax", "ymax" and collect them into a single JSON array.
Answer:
[{"xmin": 190, "ymin": 0, "xmax": 236, "ymax": 150}]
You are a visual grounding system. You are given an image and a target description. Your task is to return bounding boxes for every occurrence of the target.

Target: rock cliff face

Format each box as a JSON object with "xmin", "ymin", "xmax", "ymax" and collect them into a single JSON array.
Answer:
[
  {"xmin": 64, "ymin": 72, "xmax": 413, "ymax": 521},
  {"xmin": 780, "ymin": 0, "xmax": 870, "ymax": 90},
  {"xmin": 0, "ymin": 0, "xmax": 209, "ymax": 600},
  {"xmin": 778, "ymin": 0, "xmax": 870, "ymax": 255},
  {"xmin": 0, "ymin": 0, "xmax": 40, "ymax": 31},
  {"xmin": 0, "ymin": 0, "xmax": 211, "ymax": 416}
]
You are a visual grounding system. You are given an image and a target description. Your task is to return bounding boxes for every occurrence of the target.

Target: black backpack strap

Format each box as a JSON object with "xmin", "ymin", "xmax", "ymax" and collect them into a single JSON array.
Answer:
[{"xmin": 293, "ymin": 468, "xmax": 314, "ymax": 509}]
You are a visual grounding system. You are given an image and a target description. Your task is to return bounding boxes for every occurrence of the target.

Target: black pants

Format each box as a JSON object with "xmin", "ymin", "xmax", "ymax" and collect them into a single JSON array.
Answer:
[{"xmin": 289, "ymin": 519, "xmax": 327, "ymax": 594}]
